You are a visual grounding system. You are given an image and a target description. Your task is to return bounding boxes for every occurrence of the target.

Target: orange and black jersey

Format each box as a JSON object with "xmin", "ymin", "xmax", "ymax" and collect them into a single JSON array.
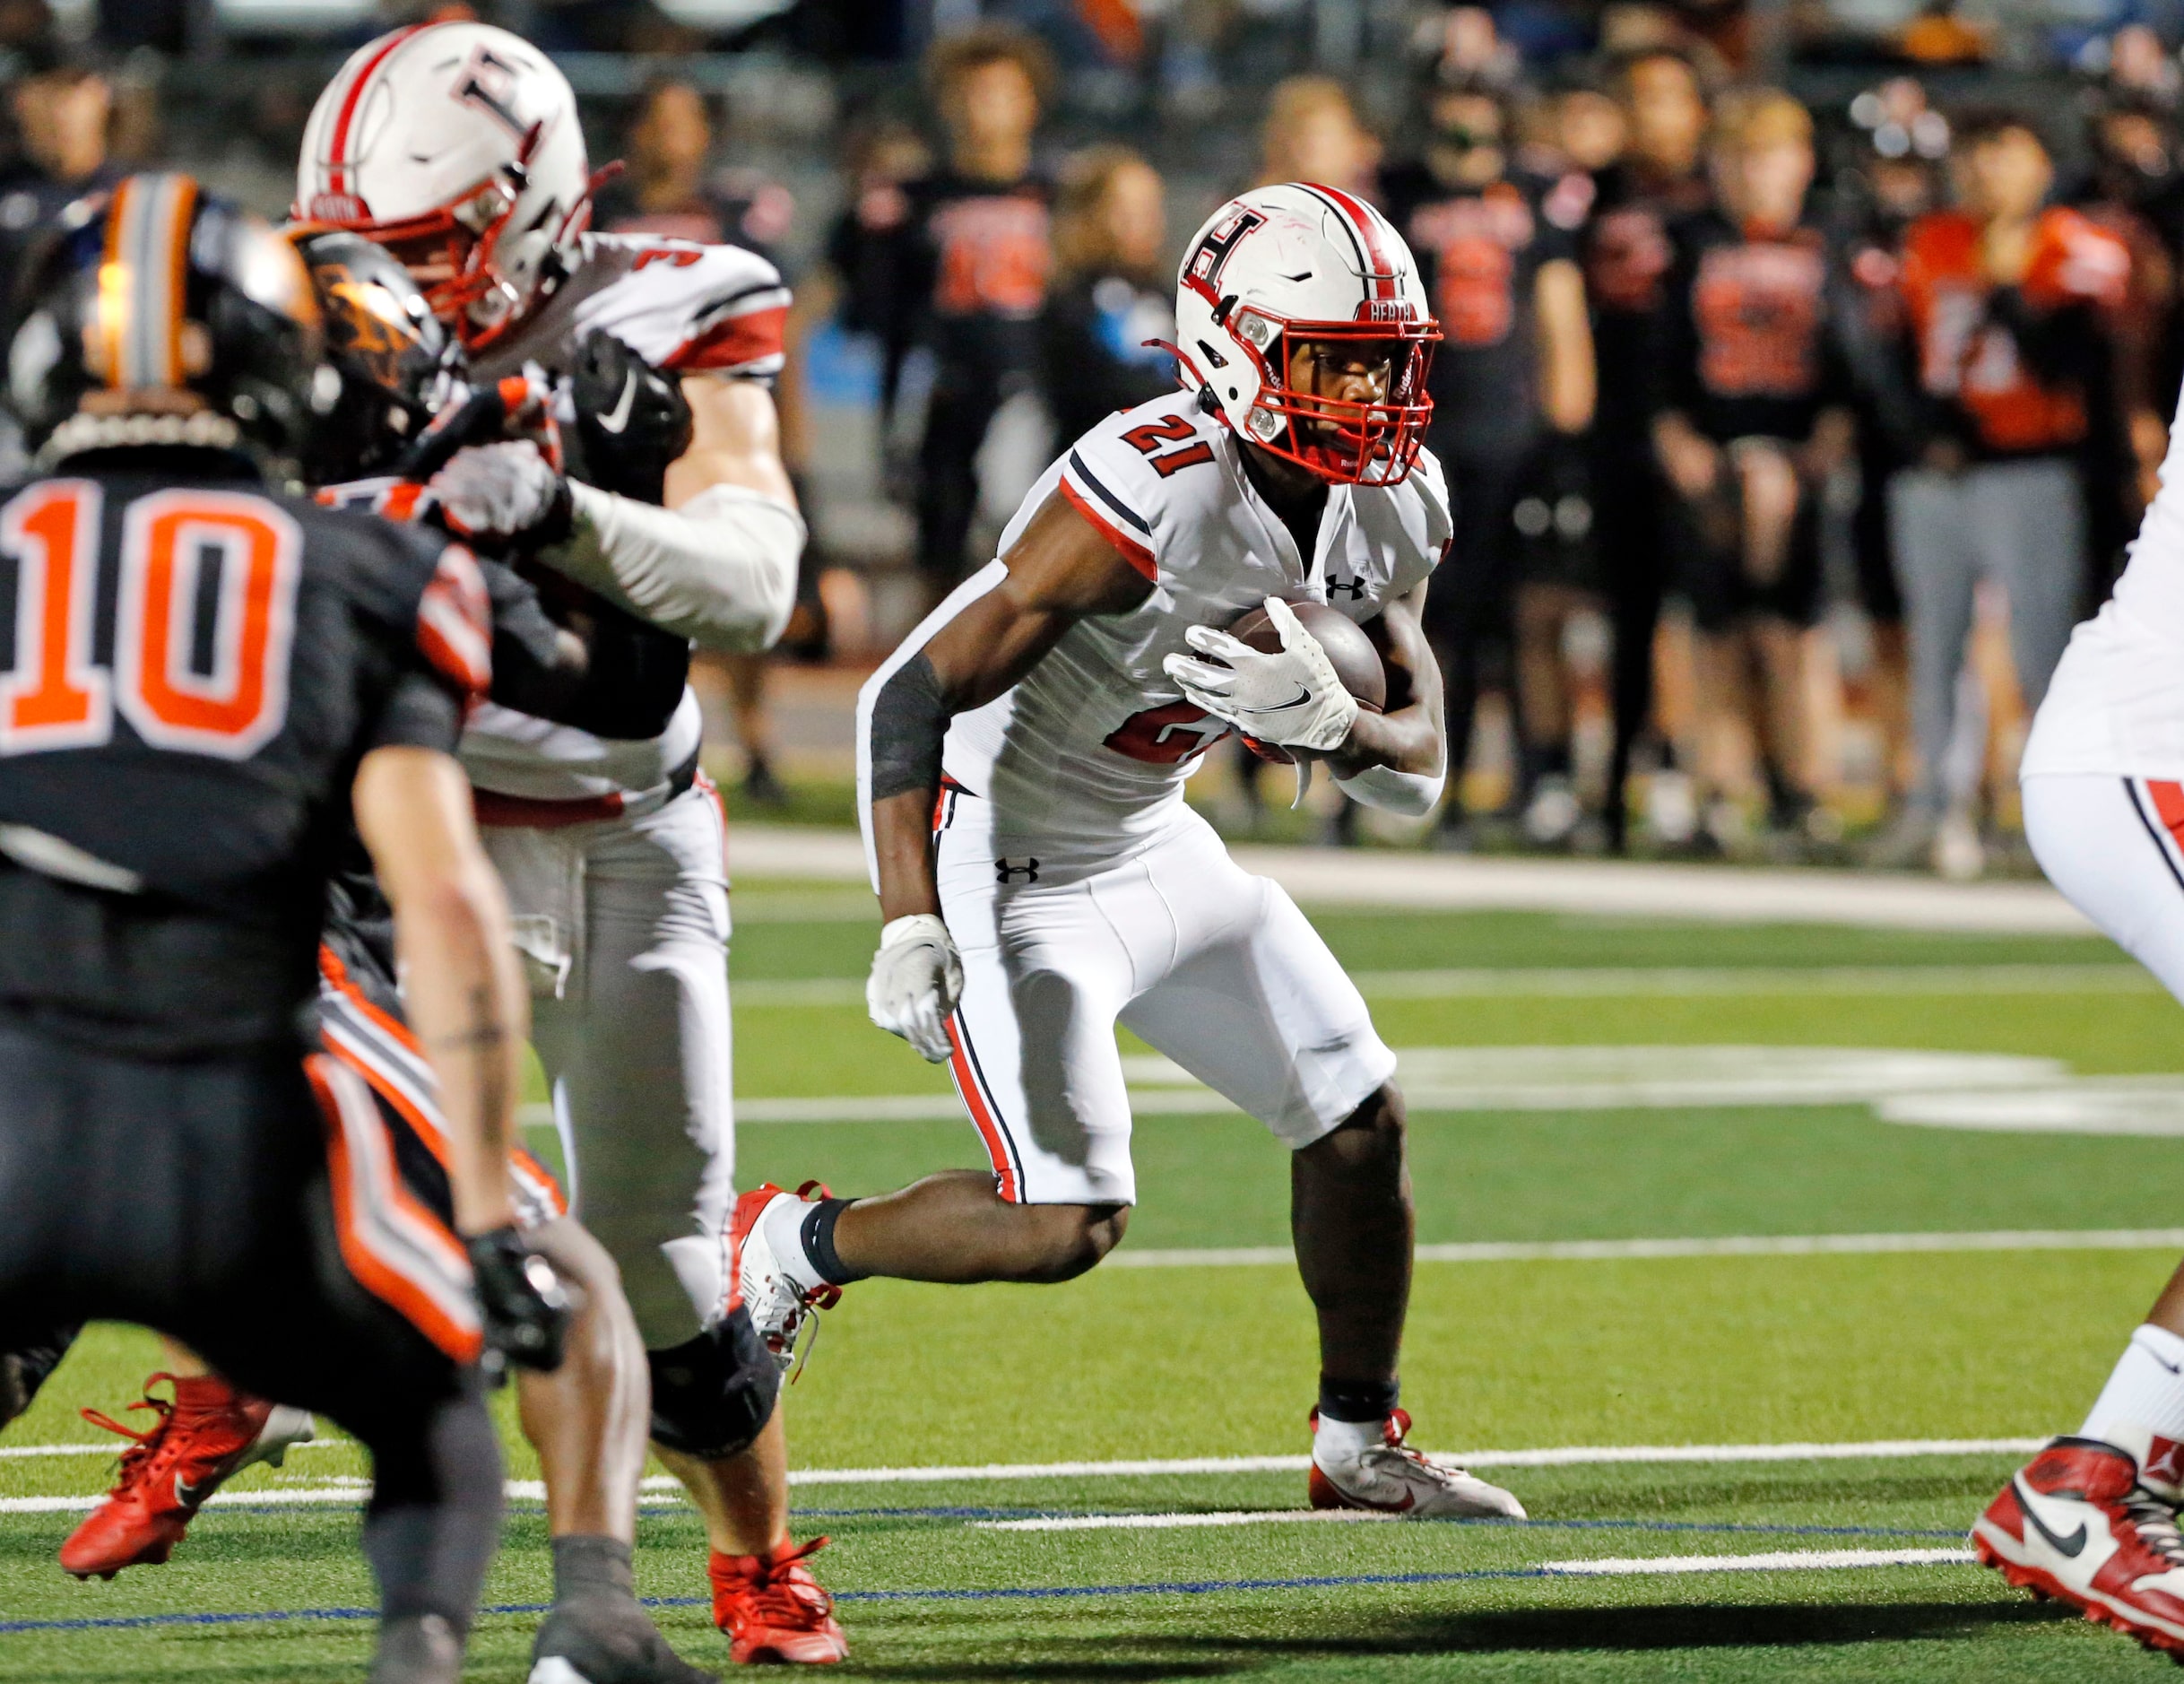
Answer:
[
  {"xmin": 1379, "ymin": 164, "xmax": 1588, "ymax": 456},
  {"xmin": 1661, "ymin": 210, "xmax": 1855, "ymax": 444},
  {"xmin": 1897, "ymin": 207, "xmax": 2130, "ymax": 460},
  {"xmin": 0, "ymin": 467, "xmax": 489, "ymax": 1054},
  {"xmin": 834, "ymin": 169, "xmax": 1054, "ymax": 384}
]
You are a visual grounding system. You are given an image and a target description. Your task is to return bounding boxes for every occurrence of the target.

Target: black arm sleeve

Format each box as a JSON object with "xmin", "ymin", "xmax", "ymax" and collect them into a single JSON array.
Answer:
[{"xmin": 868, "ymin": 651, "xmax": 949, "ymax": 803}]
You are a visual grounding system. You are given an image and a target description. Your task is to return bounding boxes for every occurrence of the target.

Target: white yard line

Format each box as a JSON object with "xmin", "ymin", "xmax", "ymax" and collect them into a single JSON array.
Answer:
[
  {"xmin": 725, "ymin": 826, "xmax": 2091, "ymax": 932},
  {"xmin": 1111, "ymin": 1229, "xmax": 2184, "ymax": 1268},
  {"xmin": 0, "ymin": 1439, "xmax": 2045, "ymax": 1513},
  {"xmin": 1542, "ymin": 1548, "xmax": 1976, "ymax": 1575},
  {"xmin": 981, "ymin": 1510, "xmax": 1401, "ymax": 1532},
  {"xmin": 729, "ymin": 965, "xmax": 2152, "ymax": 1011}
]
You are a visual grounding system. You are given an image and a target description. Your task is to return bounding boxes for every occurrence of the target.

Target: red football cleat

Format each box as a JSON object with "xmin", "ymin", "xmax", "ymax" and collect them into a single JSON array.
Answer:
[
  {"xmin": 708, "ymin": 1535, "xmax": 847, "ymax": 1665},
  {"xmin": 59, "ymin": 1372, "xmax": 314, "ymax": 1580},
  {"xmin": 1973, "ymin": 1437, "xmax": 2184, "ymax": 1656}
]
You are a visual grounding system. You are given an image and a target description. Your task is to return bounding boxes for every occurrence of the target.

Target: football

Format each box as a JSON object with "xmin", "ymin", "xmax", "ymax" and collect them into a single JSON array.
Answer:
[{"xmin": 1222, "ymin": 599, "xmax": 1387, "ymax": 764}]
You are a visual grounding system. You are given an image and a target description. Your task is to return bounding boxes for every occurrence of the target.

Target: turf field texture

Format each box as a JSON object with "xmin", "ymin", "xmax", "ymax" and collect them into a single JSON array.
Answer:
[{"xmin": 6, "ymin": 890, "xmax": 2184, "ymax": 1680}]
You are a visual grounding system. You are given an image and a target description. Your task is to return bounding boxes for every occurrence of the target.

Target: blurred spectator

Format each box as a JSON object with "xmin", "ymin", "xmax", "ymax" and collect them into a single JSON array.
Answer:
[
  {"xmin": 825, "ymin": 118, "xmax": 933, "ymax": 430},
  {"xmin": 1382, "ymin": 77, "xmax": 1598, "ymax": 847},
  {"xmin": 1882, "ymin": 112, "xmax": 2131, "ymax": 868},
  {"xmin": 1551, "ymin": 81, "xmax": 1631, "ymax": 178},
  {"xmin": 594, "ymin": 77, "xmax": 795, "ymax": 263},
  {"xmin": 1415, "ymin": 5, "xmax": 1525, "ymax": 95},
  {"xmin": 2104, "ymin": 23, "xmax": 2181, "ymax": 111},
  {"xmin": 1039, "ymin": 145, "xmax": 1174, "ymax": 447},
  {"xmin": 1833, "ymin": 85, "xmax": 1947, "ymax": 819},
  {"xmin": 902, "ymin": 24, "xmax": 1057, "ymax": 602},
  {"xmin": 2070, "ymin": 97, "xmax": 2175, "ymax": 559},
  {"xmin": 1585, "ymin": 46, "xmax": 1714, "ymax": 849},
  {"xmin": 0, "ymin": 44, "xmax": 117, "ymax": 298},
  {"xmin": 1654, "ymin": 91, "xmax": 1853, "ymax": 854},
  {"xmin": 1257, "ymin": 75, "xmax": 1379, "ymax": 195}
]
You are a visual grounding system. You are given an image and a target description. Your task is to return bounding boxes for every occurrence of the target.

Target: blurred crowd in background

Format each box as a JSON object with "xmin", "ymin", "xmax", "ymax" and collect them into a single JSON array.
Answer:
[{"xmin": 13, "ymin": 0, "xmax": 2184, "ymax": 876}]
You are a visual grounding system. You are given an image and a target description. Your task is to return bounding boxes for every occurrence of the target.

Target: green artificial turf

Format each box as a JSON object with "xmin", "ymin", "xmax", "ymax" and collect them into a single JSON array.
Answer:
[{"xmin": 10, "ymin": 904, "xmax": 2184, "ymax": 1680}]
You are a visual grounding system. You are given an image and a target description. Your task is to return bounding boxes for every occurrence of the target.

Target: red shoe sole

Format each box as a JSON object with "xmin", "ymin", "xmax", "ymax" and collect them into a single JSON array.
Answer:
[{"xmin": 1975, "ymin": 1535, "xmax": 2184, "ymax": 1658}]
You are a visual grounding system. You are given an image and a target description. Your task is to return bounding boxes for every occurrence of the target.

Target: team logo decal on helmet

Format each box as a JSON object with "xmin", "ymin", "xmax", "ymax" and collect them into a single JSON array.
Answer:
[
  {"xmin": 294, "ymin": 22, "xmax": 594, "ymax": 349},
  {"xmin": 1170, "ymin": 182, "xmax": 1439, "ymax": 487}
]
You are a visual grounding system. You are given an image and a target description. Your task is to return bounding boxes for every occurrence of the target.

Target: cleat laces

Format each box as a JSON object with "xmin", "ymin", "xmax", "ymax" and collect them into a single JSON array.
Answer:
[
  {"xmin": 80, "ymin": 1376, "xmax": 187, "ymax": 1503},
  {"xmin": 750, "ymin": 1534, "xmax": 836, "ymax": 1628},
  {"xmin": 2122, "ymin": 1490, "xmax": 2184, "ymax": 1567}
]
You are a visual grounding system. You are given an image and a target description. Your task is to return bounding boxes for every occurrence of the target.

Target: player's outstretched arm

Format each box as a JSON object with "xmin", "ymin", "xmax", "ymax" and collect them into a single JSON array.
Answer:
[
  {"xmin": 1325, "ymin": 589, "xmax": 1447, "ymax": 817},
  {"xmin": 863, "ymin": 494, "xmax": 1152, "ymax": 1059},
  {"xmin": 352, "ymin": 745, "xmax": 528, "ymax": 1236}
]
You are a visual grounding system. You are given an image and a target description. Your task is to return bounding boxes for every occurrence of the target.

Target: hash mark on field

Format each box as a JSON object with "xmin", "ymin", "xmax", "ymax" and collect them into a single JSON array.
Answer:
[{"xmin": 1544, "ymin": 1548, "xmax": 1977, "ymax": 1575}]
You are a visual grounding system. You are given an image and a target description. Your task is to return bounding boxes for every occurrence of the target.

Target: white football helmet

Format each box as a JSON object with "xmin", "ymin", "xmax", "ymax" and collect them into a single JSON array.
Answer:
[
  {"xmin": 1170, "ymin": 183, "xmax": 1439, "ymax": 486},
  {"xmin": 295, "ymin": 21, "xmax": 591, "ymax": 348}
]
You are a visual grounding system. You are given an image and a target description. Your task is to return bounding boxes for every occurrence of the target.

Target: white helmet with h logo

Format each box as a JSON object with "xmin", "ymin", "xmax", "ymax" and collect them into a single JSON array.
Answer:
[
  {"xmin": 1171, "ymin": 183, "xmax": 1439, "ymax": 486},
  {"xmin": 295, "ymin": 21, "xmax": 591, "ymax": 349}
]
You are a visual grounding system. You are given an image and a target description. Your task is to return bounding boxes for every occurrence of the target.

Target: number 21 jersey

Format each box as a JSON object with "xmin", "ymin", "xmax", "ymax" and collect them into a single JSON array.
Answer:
[{"xmin": 862, "ymin": 395, "xmax": 1450, "ymax": 856}]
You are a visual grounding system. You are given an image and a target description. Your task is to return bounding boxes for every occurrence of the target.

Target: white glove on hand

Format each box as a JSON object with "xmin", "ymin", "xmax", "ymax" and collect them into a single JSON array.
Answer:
[
  {"xmin": 429, "ymin": 440, "xmax": 568, "ymax": 543},
  {"xmin": 866, "ymin": 914, "xmax": 964, "ymax": 1063},
  {"xmin": 1161, "ymin": 596, "xmax": 1360, "ymax": 753}
]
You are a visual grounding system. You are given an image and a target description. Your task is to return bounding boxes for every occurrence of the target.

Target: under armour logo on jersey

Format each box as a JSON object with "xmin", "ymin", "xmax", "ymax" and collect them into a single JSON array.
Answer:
[
  {"xmin": 1325, "ymin": 576, "xmax": 1368, "ymax": 602},
  {"xmin": 995, "ymin": 858, "xmax": 1041, "ymax": 884},
  {"xmin": 2149, "ymin": 1437, "xmax": 2184, "ymax": 1486}
]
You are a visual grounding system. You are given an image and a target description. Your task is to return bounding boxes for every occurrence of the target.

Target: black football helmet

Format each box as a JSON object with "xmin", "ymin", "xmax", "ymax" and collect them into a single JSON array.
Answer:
[
  {"xmin": 5, "ymin": 172, "xmax": 325, "ymax": 473},
  {"xmin": 294, "ymin": 229, "xmax": 458, "ymax": 482}
]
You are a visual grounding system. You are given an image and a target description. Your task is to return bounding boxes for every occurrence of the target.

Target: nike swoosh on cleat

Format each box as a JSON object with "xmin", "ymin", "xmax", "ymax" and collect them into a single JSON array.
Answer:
[
  {"xmin": 2015, "ymin": 1480, "xmax": 2090, "ymax": 1558},
  {"xmin": 596, "ymin": 370, "xmax": 638, "ymax": 435}
]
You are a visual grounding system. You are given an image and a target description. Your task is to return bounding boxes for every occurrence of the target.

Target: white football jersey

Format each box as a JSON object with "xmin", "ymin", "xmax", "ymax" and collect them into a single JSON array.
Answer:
[
  {"xmin": 859, "ymin": 394, "xmax": 1450, "ymax": 868},
  {"xmin": 2024, "ymin": 378, "xmax": 2184, "ymax": 779},
  {"xmin": 459, "ymin": 230, "xmax": 791, "ymax": 803}
]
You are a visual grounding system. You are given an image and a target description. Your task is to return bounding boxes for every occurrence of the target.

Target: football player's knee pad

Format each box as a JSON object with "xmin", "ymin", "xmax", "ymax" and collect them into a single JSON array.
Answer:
[{"xmin": 646, "ymin": 1308, "xmax": 780, "ymax": 1461}]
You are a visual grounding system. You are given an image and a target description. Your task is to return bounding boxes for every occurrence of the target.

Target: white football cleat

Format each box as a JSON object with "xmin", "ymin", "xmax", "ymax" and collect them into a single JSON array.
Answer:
[
  {"xmin": 728, "ymin": 1182, "xmax": 840, "ymax": 1375},
  {"xmin": 1308, "ymin": 1409, "xmax": 1527, "ymax": 1520}
]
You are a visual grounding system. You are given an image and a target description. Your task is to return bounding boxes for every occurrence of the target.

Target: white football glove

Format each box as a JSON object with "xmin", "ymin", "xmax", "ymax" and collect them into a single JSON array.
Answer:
[
  {"xmin": 429, "ymin": 440, "xmax": 570, "ymax": 545},
  {"xmin": 1161, "ymin": 596, "xmax": 1359, "ymax": 753},
  {"xmin": 866, "ymin": 914, "xmax": 964, "ymax": 1063}
]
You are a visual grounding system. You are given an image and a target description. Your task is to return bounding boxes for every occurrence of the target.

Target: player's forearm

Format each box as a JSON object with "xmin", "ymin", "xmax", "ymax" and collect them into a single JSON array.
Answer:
[
  {"xmin": 395, "ymin": 872, "xmax": 527, "ymax": 1234},
  {"xmin": 1329, "ymin": 702, "xmax": 1444, "ymax": 779},
  {"xmin": 872, "ymin": 790, "xmax": 944, "ymax": 923},
  {"xmin": 548, "ymin": 480, "xmax": 804, "ymax": 652}
]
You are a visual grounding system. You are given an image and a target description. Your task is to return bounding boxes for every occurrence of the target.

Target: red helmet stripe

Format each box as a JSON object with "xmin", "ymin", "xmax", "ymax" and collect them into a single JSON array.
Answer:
[
  {"xmin": 325, "ymin": 25, "xmax": 429, "ymax": 195},
  {"xmin": 1305, "ymin": 182, "xmax": 1398, "ymax": 301}
]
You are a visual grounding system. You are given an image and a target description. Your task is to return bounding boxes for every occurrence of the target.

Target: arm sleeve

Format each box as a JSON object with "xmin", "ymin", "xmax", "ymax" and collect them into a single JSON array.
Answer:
[
  {"xmin": 553, "ymin": 479, "xmax": 805, "ymax": 653},
  {"xmin": 364, "ymin": 666, "xmax": 466, "ymax": 755}
]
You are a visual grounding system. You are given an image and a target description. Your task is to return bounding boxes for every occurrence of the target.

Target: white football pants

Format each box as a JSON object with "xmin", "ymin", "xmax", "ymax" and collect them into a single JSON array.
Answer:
[
  {"xmin": 481, "ymin": 783, "xmax": 734, "ymax": 1349},
  {"xmin": 934, "ymin": 805, "xmax": 1397, "ymax": 1206},
  {"xmin": 2024, "ymin": 772, "xmax": 2184, "ymax": 999}
]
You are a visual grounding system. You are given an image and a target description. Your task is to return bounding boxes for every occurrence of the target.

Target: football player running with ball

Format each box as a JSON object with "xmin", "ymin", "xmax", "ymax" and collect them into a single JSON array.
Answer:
[
  {"xmin": 1972, "ymin": 368, "xmax": 2184, "ymax": 1652},
  {"xmin": 739, "ymin": 184, "xmax": 1526, "ymax": 1520},
  {"xmin": 294, "ymin": 22, "xmax": 841, "ymax": 1664}
]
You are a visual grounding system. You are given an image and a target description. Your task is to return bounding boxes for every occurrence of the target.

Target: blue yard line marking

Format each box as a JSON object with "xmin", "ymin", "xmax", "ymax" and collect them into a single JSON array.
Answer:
[{"xmin": 0, "ymin": 1520, "xmax": 1977, "ymax": 1636}]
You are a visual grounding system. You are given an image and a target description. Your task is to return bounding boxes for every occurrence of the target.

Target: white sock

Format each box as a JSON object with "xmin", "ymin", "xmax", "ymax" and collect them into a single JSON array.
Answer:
[
  {"xmin": 757, "ymin": 1194, "xmax": 828, "ymax": 1296},
  {"xmin": 1313, "ymin": 1413, "xmax": 1382, "ymax": 1466},
  {"xmin": 2081, "ymin": 1325, "xmax": 2184, "ymax": 1445}
]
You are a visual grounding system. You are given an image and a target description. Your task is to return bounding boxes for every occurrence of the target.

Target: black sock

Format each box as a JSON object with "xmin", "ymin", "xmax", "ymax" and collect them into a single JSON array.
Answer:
[
  {"xmin": 801, "ymin": 1197, "xmax": 869, "ymax": 1286},
  {"xmin": 1318, "ymin": 1376, "xmax": 1400, "ymax": 1424},
  {"xmin": 551, "ymin": 1534, "xmax": 635, "ymax": 1603}
]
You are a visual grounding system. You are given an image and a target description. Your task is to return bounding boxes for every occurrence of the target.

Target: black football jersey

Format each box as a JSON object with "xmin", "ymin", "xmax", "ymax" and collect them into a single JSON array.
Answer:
[{"xmin": 0, "ymin": 466, "xmax": 490, "ymax": 1052}]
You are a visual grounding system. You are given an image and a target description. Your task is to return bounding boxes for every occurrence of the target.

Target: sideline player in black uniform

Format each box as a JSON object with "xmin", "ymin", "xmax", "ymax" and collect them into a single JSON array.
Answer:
[
  {"xmin": 1381, "ymin": 74, "xmax": 1597, "ymax": 846},
  {"xmin": 0, "ymin": 174, "xmax": 560, "ymax": 1684}
]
